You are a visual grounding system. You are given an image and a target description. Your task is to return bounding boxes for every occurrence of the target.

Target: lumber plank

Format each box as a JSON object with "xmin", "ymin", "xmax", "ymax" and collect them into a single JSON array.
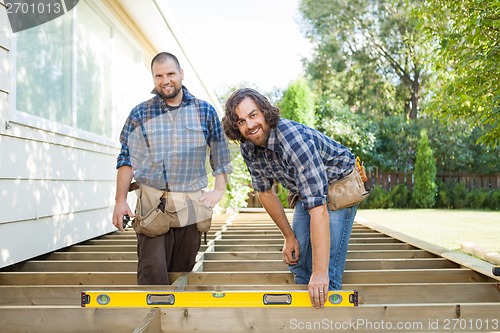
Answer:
[
  {"xmin": 188, "ymin": 272, "xmax": 295, "ymax": 285},
  {"xmin": 0, "ymin": 307, "xmax": 154, "ymax": 333},
  {"xmin": 159, "ymin": 304, "xmax": 500, "ymax": 333},
  {"xmin": 62, "ymin": 245, "xmax": 137, "ymax": 252},
  {"xmin": 186, "ymin": 269, "xmax": 492, "ymax": 285},
  {"xmin": 2, "ymin": 282, "xmax": 499, "ymax": 306},
  {"xmin": 0, "ymin": 272, "xmax": 137, "ymax": 285},
  {"xmin": 2, "ymin": 304, "xmax": 499, "ymax": 333},
  {"xmin": 201, "ymin": 244, "xmax": 284, "ymax": 252},
  {"xmin": 41, "ymin": 252, "xmax": 138, "ymax": 260},
  {"xmin": 348, "ymin": 237, "xmax": 403, "ymax": 243},
  {"xmin": 201, "ymin": 250, "xmax": 437, "ymax": 261},
  {"xmin": 346, "ymin": 249, "xmax": 436, "ymax": 259},
  {"xmin": 199, "ymin": 258, "xmax": 457, "ymax": 272}
]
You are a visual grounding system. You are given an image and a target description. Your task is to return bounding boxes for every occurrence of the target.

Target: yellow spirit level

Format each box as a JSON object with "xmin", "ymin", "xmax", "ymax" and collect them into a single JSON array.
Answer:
[{"xmin": 81, "ymin": 290, "xmax": 358, "ymax": 308}]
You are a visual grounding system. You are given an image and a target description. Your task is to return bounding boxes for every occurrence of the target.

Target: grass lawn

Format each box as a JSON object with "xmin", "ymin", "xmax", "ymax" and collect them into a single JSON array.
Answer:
[{"xmin": 355, "ymin": 209, "xmax": 500, "ymax": 253}]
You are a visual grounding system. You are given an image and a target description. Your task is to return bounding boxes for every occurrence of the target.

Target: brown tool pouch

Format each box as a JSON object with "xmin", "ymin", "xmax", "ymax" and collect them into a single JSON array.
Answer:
[
  {"xmin": 132, "ymin": 183, "xmax": 213, "ymax": 237},
  {"xmin": 327, "ymin": 165, "xmax": 370, "ymax": 211}
]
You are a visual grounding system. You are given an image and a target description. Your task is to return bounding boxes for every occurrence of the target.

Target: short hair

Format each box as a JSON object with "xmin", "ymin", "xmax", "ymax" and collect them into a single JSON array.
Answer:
[
  {"xmin": 222, "ymin": 88, "xmax": 280, "ymax": 142},
  {"xmin": 150, "ymin": 52, "xmax": 181, "ymax": 71}
]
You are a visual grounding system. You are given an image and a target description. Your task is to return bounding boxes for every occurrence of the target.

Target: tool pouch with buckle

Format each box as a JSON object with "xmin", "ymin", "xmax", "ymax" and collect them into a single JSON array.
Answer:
[
  {"xmin": 133, "ymin": 184, "xmax": 170, "ymax": 237},
  {"xmin": 327, "ymin": 164, "xmax": 370, "ymax": 211},
  {"xmin": 167, "ymin": 190, "xmax": 213, "ymax": 233},
  {"xmin": 133, "ymin": 183, "xmax": 213, "ymax": 238}
]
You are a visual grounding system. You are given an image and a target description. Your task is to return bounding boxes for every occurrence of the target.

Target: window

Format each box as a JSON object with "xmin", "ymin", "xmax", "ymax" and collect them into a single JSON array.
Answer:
[{"xmin": 14, "ymin": 0, "xmax": 150, "ymax": 141}]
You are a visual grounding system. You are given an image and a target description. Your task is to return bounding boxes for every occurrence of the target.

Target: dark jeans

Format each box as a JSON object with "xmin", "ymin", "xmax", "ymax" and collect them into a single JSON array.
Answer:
[{"xmin": 136, "ymin": 223, "xmax": 201, "ymax": 285}]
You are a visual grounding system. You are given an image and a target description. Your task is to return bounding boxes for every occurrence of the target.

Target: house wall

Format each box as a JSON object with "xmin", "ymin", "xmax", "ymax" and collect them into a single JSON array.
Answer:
[
  {"xmin": 0, "ymin": 1, "xmax": 118, "ymax": 268},
  {"xmin": 0, "ymin": 0, "xmax": 219, "ymax": 268}
]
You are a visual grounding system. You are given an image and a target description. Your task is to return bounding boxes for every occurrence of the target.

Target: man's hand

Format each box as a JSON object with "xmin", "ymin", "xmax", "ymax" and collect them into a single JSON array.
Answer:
[
  {"xmin": 112, "ymin": 200, "xmax": 134, "ymax": 232},
  {"xmin": 282, "ymin": 235, "xmax": 300, "ymax": 265},
  {"xmin": 199, "ymin": 188, "xmax": 224, "ymax": 209},
  {"xmin": 308, "ymin": 271, "xmax": 329, "ymax": 309},
  {"xmin": 113, "ymin": 166, "xmax": 134, "ymax": 232}
]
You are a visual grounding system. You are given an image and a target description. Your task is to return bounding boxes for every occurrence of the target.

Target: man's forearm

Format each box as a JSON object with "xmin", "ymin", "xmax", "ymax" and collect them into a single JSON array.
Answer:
[
  {"xmin": 213, "ymin": 173, "xmax": 227, "ymax": 192},
  {"xmin": 258, "ymin": 189, "xmax": 294, "ymax": 238},
  {"xmin": 308, "ymin": 204, "xmax": 330, "ymax": 274},
  {"xmin": 115, "ymin": 166, "xmax": 134, "ymax": 203}
]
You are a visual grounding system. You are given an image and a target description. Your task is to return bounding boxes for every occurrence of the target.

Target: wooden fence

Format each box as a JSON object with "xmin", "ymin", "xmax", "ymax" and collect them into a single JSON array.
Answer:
[
  {"xmin": 246, "ymin": 172, "xmax": 499, "ymax": 208},
  {"xmin": 366, "ymin": 171, "xmax": 500, "ymax": 191}
]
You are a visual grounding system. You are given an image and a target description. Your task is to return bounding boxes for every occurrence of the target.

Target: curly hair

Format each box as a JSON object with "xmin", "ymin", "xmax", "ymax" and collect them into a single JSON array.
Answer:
[{"xmin": 222, "ymin": 88, "xmax": 280, "ymax": 142}]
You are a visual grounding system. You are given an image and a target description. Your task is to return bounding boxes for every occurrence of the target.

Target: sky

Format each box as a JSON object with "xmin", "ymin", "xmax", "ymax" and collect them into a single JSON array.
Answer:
[{"xmin": 165, "ymin": 0, "xmax": 312, "ymax": 94}]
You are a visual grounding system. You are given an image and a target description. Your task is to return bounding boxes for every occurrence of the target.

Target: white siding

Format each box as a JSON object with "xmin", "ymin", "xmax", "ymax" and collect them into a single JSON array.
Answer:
[{"xmin": 0, "ymin": 122, "xmax": 121, "ymax": 268}]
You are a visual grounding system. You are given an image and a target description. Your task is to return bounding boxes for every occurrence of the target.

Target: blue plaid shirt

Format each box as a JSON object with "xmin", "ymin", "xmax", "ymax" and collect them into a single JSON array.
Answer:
[
  {"xmin": 117, "ymin": 86, "xmax": 232, "ymax": 191},
  {"xmin": 241, "ymin": 118, "xmax": 355, "ymax": 210}
]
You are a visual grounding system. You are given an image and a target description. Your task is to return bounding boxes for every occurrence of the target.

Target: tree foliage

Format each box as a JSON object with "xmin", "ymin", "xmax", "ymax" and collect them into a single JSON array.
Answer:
[
  {"xmin": 279, "ymin": 78, "xmax": 315, "ymax": 126},
  {"xmin": 300, "ymin": 0, "xmax": 428, "ymax": 119},
  {"xmin": 417, "ymin": 0, "xmax": 499, "ymax": 147},
  {"xmin": 316, "ymin": 96, "xmax": 377, "ymax": 158}
]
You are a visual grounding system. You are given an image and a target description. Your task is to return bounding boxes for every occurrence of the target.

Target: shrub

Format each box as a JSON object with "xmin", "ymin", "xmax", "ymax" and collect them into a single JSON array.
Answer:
[
  {"xmin": 360, "ymin": 185, "xmax": 390, "ymax": 209},
  {"xmin": 389, "ymin": 184, "xmax": 412, "ymax": 208},
  {"xmin": 483, "ymin": 190, "xmax": 500, "ymax": 211},
  {"xmin": 412, "ymin": 130, "xmax": 438, "ymax": 208}
]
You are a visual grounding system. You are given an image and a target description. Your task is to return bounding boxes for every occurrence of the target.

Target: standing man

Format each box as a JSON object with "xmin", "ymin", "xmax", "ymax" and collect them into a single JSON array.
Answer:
[
  {"xmin": 112, "ymin": 52, "xmax": 232, "ymax": 285},
  {"xmin": 222, "ymin": 88, "xmax": 358, "ymax": 308}
]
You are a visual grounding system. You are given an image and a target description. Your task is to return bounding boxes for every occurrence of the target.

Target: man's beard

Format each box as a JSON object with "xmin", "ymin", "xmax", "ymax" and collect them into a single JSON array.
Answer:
[{"xmin": 156, "ymin": 86, "xmax": 181, "ymax": 100}]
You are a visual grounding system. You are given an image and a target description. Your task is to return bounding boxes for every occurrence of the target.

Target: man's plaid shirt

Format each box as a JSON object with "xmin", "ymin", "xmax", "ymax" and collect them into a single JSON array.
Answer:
[
  {"xmin": 240, "ymin": 118, "xmax": 354, "ymax": 210},
  {"xmin": 117, "ymin": 86, "xmax": 232, "ymax": 192}
]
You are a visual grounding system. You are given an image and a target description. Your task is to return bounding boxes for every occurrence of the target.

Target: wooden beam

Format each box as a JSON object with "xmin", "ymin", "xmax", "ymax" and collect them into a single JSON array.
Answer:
[
  {"xmin": 2, "ymin": 282, "xmax": 499, "ymax": 306},
  {"xmin": 42, "ymin": 252, "xmax": 138, "ymax": 261},
  {"xmin": 201, "ymin": 245, "xmax": 283, "ymax": 252},
  {"xmin": 211, "ymin": 239, "xmax": 284, "ymax": 245},
  {"xmin": 185, "ymin": 269, "xmax": 492, "ymax": 285},
  {"xmin": 201, "ymin": 250, "xmax": 437, "ymax": 261},
  {"xmin": 63, "ymin": 245, "xmax": 137, "ymax": 252},
  {"xmin": 0, "ymin": 307, "xmax": 154, "ymax": 333},
  {"xmin": 348, "ymin": 243, "xmax": 417, "ymax": 250},
  {"xmin": 188, "ymin": 272, "xmax": 295, "ymax": 285},
  {"xmin": 199, "ymin": 258, "xmax": 457, "ymax": 272},
  {"xmin": 157, "ymin": 303, "xmax": 500, "ymax": 332},
  {"xmin": 349, "ymin": 237, "xmax": 403, "ymax": 243},
  {"xmin": 347, "ymin": 250, "xmax": 436, "ymax": 259},
  {"xmin": 2, "ymin": 303, "xmax": 499, "ymax": 332},
  {"xmin": 0, "ymin": 272, "xmax": 137, "ymax": 285}
]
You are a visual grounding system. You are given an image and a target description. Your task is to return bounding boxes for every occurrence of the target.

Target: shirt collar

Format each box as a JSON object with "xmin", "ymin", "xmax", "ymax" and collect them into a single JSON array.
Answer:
[
  {"xmin": 266, "ymin": 127, "xmax": 280, "ymax": 152},
  {"xmin": 246, "ymin": 126, "xmax": 279, "ymax": 159}
]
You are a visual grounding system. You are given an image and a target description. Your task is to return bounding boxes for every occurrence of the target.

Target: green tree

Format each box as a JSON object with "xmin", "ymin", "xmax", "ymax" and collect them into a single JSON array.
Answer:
[
  {"xmin": 300, "ymin": 0, "xmax": 428, "ymax": 119},
  {"xmin": 412, "ymin": 130, "xmax": 437, "ymax": 208},
  {"xmin": 371, "ymin": 115, "xmax": 420, "ymax": 171},
  {"xmin": 279, "ymin": 78, "xmax": 315, "ymax": 126},
  {"xmin": 318, "ymin": 97, "xmax": 377, "ymax": 158},
  {"xmin": 418, "ymin": 0, "xmax": 500, "ymax": 147}
]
